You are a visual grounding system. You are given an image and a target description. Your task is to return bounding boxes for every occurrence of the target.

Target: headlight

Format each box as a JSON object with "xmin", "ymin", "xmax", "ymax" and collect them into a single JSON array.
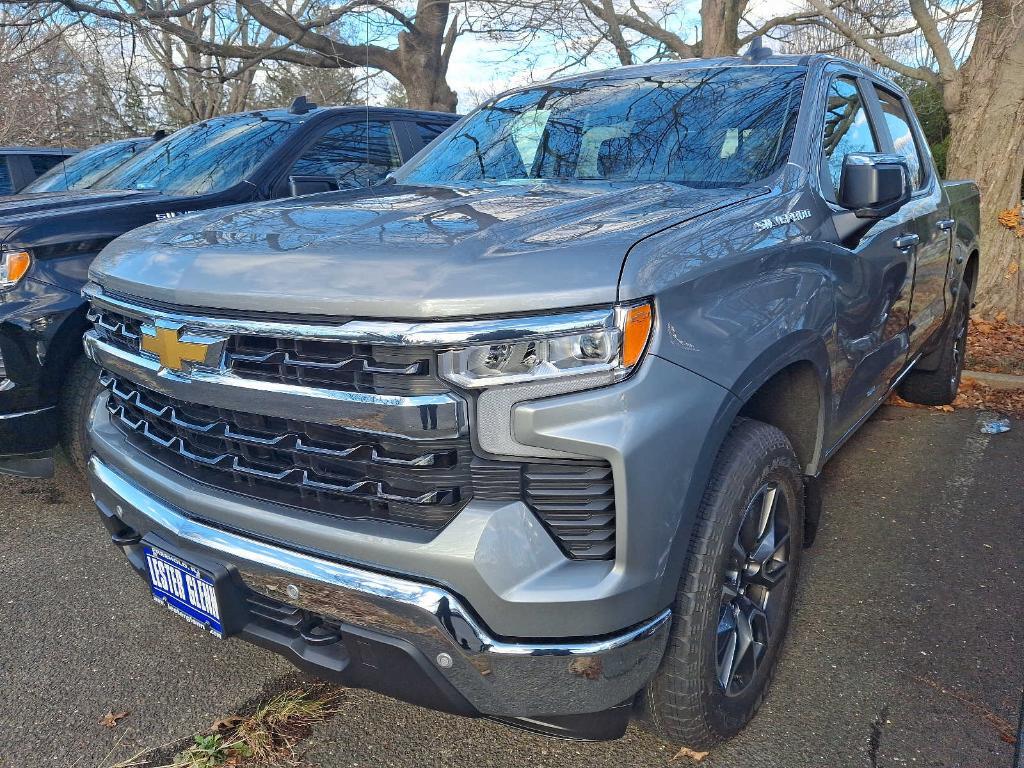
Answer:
[
  {"xmin": 0, "ymin": 249, "xmax": 31, "ymax": 290},
  {"xmin": 438, "ymin": 301, "xmax": 653, "ymax": 389}
]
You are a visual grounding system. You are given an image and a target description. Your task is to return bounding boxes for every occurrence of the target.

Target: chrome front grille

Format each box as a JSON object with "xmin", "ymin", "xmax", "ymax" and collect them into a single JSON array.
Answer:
[
  {"xmin": 90, "ymin": 306, "xmax": 142, "ymax": 349},
  {"xmin": 103, "ymin": 373, "xmax": 470, "ymax": 528},
  {"xmin": 86, "ymin": 288, "xmax": 617, "ymax": 559},
  {"xmin": 89, "ymin": 306, "xmax": 444, "ymax": 396},
  {"xmin": 225, "ymin": 334, "xmax": 444, "ymax": 395}
]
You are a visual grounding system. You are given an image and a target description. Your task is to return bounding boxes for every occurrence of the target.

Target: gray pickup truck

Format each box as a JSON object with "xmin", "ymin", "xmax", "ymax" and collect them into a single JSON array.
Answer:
[{"xmin": 81, "ymin": 49, "xmax": 979, "ymax": 747}]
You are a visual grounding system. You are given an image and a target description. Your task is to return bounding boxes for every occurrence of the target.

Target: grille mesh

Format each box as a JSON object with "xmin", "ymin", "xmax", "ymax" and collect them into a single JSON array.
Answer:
[
  {"xmin": 523, "ymin": 463, "xmax": 616, "ymax": 560},
  {"xmin": 471, "ymin": 460, "xmax": 616, "ymax": 560},
  {"xmin": 104, "ymin": 373, "xmax": 470, "ymax": 528},
  {"xmin": 226, "ymin": 334, "xmax": 444, "ymax": 395}
]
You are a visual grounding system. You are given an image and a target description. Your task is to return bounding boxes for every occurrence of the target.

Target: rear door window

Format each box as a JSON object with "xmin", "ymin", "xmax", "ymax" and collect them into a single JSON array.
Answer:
[
  {"xmin": 415, "ymin": 121, "xmax": 452, "ymax": 147},
  {"xmin": 822, "ymin": 76, "xmax": 879, "ymax": 195},
  {"xmin": 30, "ymin": 153, "xmax": 65, "ymax": 177},
  {"xmin": 290, "ymin": 121, "xmax": 402, "ymax": 189},
  {"xmin": 873, "ymin": 86, "xmax": 926, "ymax": 189}
]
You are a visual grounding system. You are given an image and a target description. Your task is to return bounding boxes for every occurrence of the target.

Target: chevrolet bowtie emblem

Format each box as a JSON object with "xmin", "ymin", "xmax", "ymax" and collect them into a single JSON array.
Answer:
[{"xmin": 140, "ymin": 321, "xmax": 225, "ymax": 372}]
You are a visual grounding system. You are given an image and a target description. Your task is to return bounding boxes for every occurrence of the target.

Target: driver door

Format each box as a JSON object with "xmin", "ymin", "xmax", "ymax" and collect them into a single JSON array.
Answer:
[{"xmin": 822, "ymin": 74, "xmax": 917, "ymax": 443}]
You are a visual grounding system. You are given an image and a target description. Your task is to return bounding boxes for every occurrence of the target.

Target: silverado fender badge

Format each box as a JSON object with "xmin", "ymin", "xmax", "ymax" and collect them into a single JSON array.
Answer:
[
  {"xmin": 754, "ymin": 209, "xmax": 812, "ymax": 232},
  {"xmin": 156, "ymin": 210, "xmax": 198, "ymax": 220}
]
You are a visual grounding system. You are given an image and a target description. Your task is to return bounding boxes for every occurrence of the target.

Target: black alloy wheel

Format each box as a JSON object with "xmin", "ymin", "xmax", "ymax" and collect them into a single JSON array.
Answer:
[{"xmin": 717, "ymin": 482, "xmax": 791, "ymax": 696}]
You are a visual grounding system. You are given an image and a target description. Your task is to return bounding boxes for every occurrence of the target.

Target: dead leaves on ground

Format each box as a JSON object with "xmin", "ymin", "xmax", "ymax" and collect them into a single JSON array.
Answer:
[
  {"xmin": 888, "ymin": 376, "xmax": 1024, "ymax": 417},
  {"xmin": 885, "ymin": 316, "xmax": 1024, "ymax": 416},
  {"xmin": 954, "ymin": 375, "xmax": 1024, "ymax": 415},
  {"xmin": 670, "ymin": 746, "xmax": 710, "ymax": 763},
  {"xmin": 171, "ymin": 685, "xmax": 342, "ymax": 767},
  {"xmin": 100, "ymin": 710, "xmax": 130, "ymax": 728},
  {"xmin": 967, "ymin": 318, "xmax": 1024, "ymax": 375}
]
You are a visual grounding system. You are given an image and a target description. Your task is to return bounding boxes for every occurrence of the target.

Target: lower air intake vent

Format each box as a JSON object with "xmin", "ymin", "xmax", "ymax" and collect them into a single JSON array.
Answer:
[{"xmin": 523, "ymin": 462, "xmax": 616, "ymax": 561}]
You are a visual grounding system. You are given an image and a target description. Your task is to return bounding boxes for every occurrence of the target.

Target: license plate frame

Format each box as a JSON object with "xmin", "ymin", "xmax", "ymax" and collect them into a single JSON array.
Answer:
[{"xmin": 143, "ymin": 545, "xmax": 225, "ymax": 638}]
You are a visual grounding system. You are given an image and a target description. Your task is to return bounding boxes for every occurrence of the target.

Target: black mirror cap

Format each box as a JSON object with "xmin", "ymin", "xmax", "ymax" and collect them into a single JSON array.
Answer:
[
  {"xmin": 838, "ymin": 153, "xmax": 912, "ymax": 219},
  {"xmin": 288, "ymin": 175, "xmax": 340, "ymax": 197}
]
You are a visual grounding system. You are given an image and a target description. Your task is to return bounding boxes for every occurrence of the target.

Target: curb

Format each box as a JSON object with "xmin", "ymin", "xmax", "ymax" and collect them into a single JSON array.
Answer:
[{"xmin": 963, "ymin": 370, "xmax": 1024, "ymax": 390}]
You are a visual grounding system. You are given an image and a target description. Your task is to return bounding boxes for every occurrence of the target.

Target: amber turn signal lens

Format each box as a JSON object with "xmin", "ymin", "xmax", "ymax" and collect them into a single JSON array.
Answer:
[
  {"xmin": 0, "ymin": 250, "xmax": 30, "ymax": 287},
  {"xmin": 622, "ymin": 302, "xmax": 653, "ymax": 368}
]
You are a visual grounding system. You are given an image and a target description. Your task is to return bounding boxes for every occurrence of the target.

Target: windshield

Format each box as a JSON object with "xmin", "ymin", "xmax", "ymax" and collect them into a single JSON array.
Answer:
[
  {"xmin": 398, "ymin": 67, "xmax": 805, "ymax": 189},
  {"xmin": 96, "ymin": 114, "xmax": 297, "ymax": 195},
  {"xmin": 23, "ymin": 140, "xmax": 149, "ymax": 193}
]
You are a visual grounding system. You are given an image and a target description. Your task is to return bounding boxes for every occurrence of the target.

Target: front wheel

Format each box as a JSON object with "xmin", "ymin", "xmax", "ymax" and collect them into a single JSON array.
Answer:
[
  {"xmin": 637, "ymin": 418, "xmax": 803, "ymax": 747},
  {"xmin": 59, "ymin": 354, "xmax": 104, "ymax": 474}
]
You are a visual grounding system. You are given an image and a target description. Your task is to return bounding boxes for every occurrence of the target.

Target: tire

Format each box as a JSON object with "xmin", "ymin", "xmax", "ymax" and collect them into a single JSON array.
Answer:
[
  {"xmin": 637, "ymin": 418, "xmax": 804, "ymax": 748},
  {"xmin": 898, "ymin": 283, "xmax": 969, "ymax": 406},
  {"xmin": 59, "ymin": 354, "xmax": 104, "ymax": 474}
]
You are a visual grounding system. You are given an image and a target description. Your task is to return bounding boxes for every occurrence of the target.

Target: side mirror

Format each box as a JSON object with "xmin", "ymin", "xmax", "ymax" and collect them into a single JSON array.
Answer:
[
  {"xmin": 837, "ymin": 153, "xmax": 912, "ymax": 219},
  {"xmin": 288, "ymin": 175, "xmax": 339, "ymax": 197}
]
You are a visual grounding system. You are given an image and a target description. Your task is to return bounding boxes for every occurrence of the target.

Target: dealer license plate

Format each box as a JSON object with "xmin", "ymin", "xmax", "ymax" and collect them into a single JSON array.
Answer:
[{"xmin": 143, "ymin": 546, "xmax": 224, "ymax": 638}]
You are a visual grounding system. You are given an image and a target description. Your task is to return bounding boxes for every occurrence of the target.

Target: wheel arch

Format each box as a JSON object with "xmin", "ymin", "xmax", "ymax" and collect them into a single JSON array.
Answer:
[
  {"xmin": 661, "ymin": 333, "xmax": 831, "ymax": 588},
  {"xmin": 728, "ymin": 331, "xmax": 831, "ymax": 477},
  {"xmin": 39, "ymin": 299, "xmax": 91, "ymax": 397}
]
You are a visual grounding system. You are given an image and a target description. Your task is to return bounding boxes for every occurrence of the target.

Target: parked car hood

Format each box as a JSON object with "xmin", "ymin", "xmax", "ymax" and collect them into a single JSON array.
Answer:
[
  {"xmin": 91, "ymin": 181, "xmax": 762, "ymax": 318},
  {"xmin": 0, "ymin": 189, "xmax": 156, "ymax": 223}
]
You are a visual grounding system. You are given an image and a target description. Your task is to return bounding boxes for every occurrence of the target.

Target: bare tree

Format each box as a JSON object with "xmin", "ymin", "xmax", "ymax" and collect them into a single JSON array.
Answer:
[
  {"xmin": 21, "ymin": 0, "xmax": 463, "ymax": 110},
  {"xmin": 511, "ymin": 0, "xmax": 817, "ymax": 63}
]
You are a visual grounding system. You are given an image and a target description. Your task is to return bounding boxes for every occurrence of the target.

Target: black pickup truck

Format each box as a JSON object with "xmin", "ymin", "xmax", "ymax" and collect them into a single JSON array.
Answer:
[{"xmin": 0, "ymin": 101, "xmax": 458, "ymax": 476}]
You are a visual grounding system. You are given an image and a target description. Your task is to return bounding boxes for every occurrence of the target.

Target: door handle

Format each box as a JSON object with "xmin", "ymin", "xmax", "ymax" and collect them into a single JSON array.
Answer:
[
  {"xmin": 937, "ymin": 218, "xmax": 955, "ymax": 231},
  {"xmin": 894, "ymin": 234, "xmax": 920, "ymax": 250}
]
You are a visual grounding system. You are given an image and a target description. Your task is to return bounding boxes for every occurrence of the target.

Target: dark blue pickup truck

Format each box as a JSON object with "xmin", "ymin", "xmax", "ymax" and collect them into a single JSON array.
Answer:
[{"xmin": 0, "ymin": 102, "xmax": 458, "ymax": 476}]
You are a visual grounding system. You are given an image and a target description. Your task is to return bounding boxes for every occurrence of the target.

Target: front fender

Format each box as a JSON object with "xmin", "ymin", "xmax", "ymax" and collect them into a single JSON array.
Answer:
[{"xmin": 0, "ymin": 277, "xmax": 88, "ymax": 412}]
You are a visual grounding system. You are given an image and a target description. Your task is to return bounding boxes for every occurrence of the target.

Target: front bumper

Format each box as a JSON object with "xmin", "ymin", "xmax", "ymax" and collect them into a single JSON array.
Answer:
[{"xmin": 88, "ymin": 455, "xmax": 671, "ymax": 731}]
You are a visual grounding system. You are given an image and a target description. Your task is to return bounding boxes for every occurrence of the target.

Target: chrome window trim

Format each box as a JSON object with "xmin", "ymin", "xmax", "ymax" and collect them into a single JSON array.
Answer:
[{"xmin": 84, "ymin": 282, "xmax": 614, "ymax": 347}]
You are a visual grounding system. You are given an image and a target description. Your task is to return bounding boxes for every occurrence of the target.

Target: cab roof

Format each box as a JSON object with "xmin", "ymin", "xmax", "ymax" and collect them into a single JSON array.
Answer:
[
  {"xmin": 0, "ymin": 146, "xmax": 78, "ymax": 155},
  {"xmin": 200, "ymin": 105, "xmax": 458, "ymax": 125},
  {"xmin": 538, "ymin": 52, "xmax": 900, "ymax": 94}
]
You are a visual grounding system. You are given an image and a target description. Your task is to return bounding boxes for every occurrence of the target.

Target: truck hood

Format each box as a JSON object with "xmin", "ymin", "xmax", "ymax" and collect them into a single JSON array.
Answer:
[
  {"xmin": 91, "ymin": 181, "xmax": 762, "ymax": 318},
  {"xmin": 0, "ymin": 189, "xmax": 157, "ymax": 224}
]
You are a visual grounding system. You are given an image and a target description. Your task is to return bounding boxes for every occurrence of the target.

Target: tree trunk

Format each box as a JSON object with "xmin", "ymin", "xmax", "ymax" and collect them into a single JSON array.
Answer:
[
  {"xmin": 394, "ymin": 35, "xmax": 457, "ymax": 111},
  {"xmin": 391, "ymin": 0, "xmax": 458, "ymax": 112},
  {"xmin": 944, "ymin": 0, "xmax": 1024, "ymax": 320},
  {"xmin": 699, "ymin": 0, "xmax": 747, "ymax": 56}
]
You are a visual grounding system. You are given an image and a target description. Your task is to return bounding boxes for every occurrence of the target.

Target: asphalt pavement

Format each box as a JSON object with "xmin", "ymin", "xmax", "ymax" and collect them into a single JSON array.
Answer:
[{"xmin": 0, "ymin": 405, "xmax": 1021, "ymax": 768}]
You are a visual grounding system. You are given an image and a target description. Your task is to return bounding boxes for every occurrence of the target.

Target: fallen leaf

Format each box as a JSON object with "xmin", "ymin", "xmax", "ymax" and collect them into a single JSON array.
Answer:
[
  {"xmin": 670, "ymin": 746, "xmax": 710, "ymax": 763},
  {"xmin": 937, "ymin": 404, "xmax": 955, "ymax": 412},
  {"xmin": 99, "ymin": 710, "xmax": 129, "ymax": 728},
  {"xmin": 213, "ymin": 715, "xmax": 244, "ymax": 732}
]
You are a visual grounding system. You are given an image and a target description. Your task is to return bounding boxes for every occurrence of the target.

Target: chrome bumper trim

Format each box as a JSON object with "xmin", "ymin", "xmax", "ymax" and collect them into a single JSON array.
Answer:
[
  {"xmin": 84, "ymin": 331, "xmax": 466, "ymax": 439},
  {"xmin": 0, "ymin": 405, "xmax": 55, "ymax": 419},
  {"xmin": 84, "ymin": 282, "xmax": 614, "ymax": 346},
  {"xmin": 88, "ymin": 456, "xmax": 670, "ymax": 716}
]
